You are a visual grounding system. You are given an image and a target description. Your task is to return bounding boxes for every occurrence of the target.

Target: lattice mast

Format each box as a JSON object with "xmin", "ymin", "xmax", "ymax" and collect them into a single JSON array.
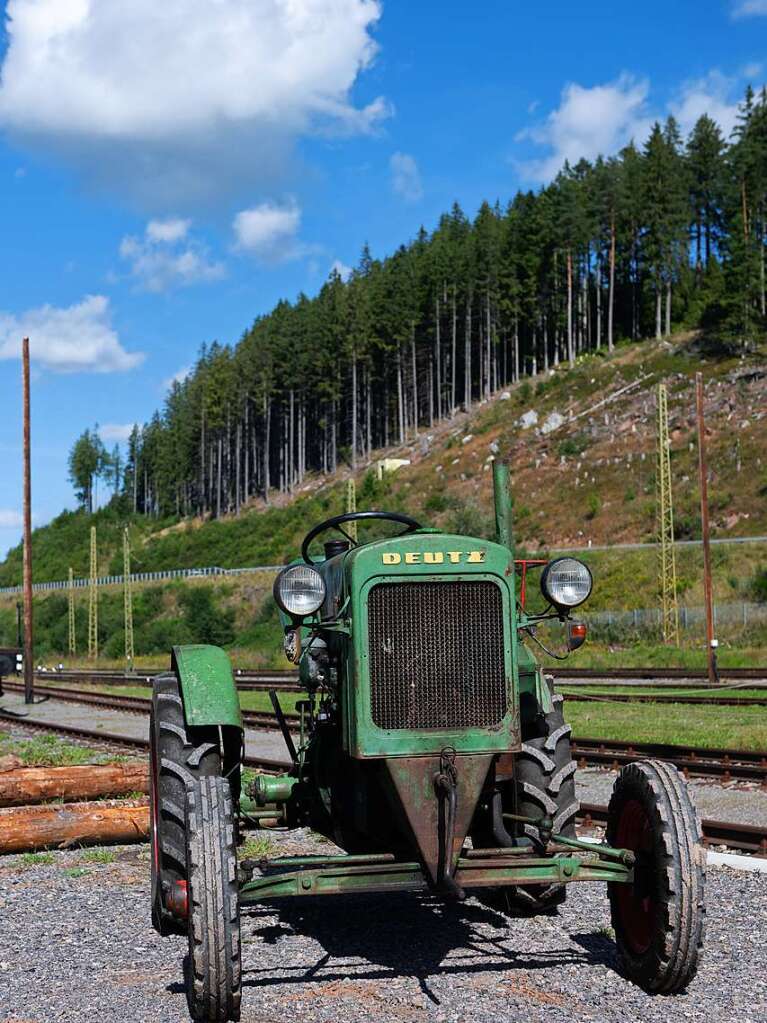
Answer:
[
  {"xmin": 656, "ymin": 384, "xmax": 680, "ymax": 645},
  {"xmin": 67, "ymin": 567, "xmax": 76, "ymax": 655},
  {"xmin": 88, "ymin": 526, "xmax": 98, "ymax": 660},
  {"xmin": 123, "ymin": 527, "xmax": 135, "ymax": 673},
  {"xmin": 346, "ymin": 477, "xmax": 357, "ymax": 542}
]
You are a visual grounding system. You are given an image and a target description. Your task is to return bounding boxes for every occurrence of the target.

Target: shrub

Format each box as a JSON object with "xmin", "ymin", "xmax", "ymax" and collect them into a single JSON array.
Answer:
[
  {"xmin": 179, "ymin": 588, "xmax": 235, "ymax": 646},
  {"xmin": 751, "ymin": 567, "xmax": 767, "ymax": 604}
]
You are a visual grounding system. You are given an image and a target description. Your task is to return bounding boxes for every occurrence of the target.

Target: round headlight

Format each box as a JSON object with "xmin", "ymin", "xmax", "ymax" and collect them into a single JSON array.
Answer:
[
  {"xmin": 273, "ymin": 565, "xmax": 326, "ymax": 618},
  {"xmin": 541, "ymin": 557, "xmax": 592, "ymax": 609}
]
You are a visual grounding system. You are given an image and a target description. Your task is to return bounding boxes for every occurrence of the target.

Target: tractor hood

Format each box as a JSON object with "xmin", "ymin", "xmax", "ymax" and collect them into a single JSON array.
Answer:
[{"xmin": 338, "ymin": 531, "xmax": 521, "ymax": 760}]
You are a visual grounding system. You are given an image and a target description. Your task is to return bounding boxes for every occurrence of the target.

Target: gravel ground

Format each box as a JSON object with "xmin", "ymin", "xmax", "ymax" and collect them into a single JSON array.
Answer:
[
  {"xmin": 576, "ymin": 767, "xmax": 767, "ymax": 826},
  {"xmin": 1, "ymin": 831, "xmax": 766, "ymax": 1023}
]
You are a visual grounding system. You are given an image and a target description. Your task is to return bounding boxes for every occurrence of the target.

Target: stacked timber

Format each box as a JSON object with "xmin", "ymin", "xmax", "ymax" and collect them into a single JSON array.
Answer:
[{"xmin": 0, "ymin": 757, "xmax": 150, "ymax": 853}]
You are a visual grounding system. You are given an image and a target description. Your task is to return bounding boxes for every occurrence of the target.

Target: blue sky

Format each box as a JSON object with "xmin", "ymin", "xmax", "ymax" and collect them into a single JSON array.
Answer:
[{"xmin": 0, "ymin": 0, "xmax": 765, "ymax": 560}]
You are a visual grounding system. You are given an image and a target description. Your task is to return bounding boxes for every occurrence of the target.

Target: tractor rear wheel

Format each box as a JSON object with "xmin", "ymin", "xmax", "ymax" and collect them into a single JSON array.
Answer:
[
  {"xmin": 185, "ymin": 775, "xmax": 241, "ymax": 1022},
  {"xmin": 512, "ymin": 691, "xmax": 578, "ymax": 912},
  {"xmin": 607, "ymin": 759, "xmax": 705, "ymax": 993},
  {"xmin": 150, "ymin": 673, "xmax": 222, "ymax": 936}
]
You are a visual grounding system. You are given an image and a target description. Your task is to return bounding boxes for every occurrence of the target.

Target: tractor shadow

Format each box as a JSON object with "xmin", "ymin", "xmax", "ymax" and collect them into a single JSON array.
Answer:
[{"xmin": 241, "ymin": 894, "xmax": 614, "ymax": 1004}]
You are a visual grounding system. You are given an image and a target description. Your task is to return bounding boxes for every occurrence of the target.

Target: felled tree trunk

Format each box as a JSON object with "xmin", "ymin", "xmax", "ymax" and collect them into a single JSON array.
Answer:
[
  {"xmin": 0, "ymin": 761, "xmax": 149, "ymax": 807},
  {"xmin": 0, "ymin": 799, "xmax": 150, "ymax": 853}
]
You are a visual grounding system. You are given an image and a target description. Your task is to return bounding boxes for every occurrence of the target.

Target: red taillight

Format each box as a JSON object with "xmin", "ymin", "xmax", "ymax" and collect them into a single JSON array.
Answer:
[{"xmin": 568, "ymin": 622, "xmax": 587, "ymax": 651}]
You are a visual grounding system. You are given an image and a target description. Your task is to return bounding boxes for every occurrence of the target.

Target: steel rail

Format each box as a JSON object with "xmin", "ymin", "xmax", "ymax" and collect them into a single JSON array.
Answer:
[
  {"xmin": 5, "ymin": 682, "xmax": 767, "ymax": 786},
  {"xmin": 577, "ymin": 803, "xmax": 767, "ymax": 857}
]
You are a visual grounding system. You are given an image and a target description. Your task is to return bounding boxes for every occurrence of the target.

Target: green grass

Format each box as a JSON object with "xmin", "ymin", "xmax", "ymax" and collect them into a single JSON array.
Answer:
[
  {"xmin": 63, "ymin": 867, "xmax": 89, "ymax": 878},
  {"xmin": 18, "ymin": 852, "xmax": 55, "ymax": 866},
  {"xmin": 559, "ymin": 686, "xmax": 767, "ymax": 699},
  {"xmin": 566, "ymin": 701, "xmax": 767, "ymax": 750},
  {"xmin": 79, "ymin": 848, "xmax": 117, "ymax": 864},
  {"xmin": 0, "ymin": 731, "xmax": 112, "ymax": 767},
  {"xmin": 540, "ymin": 641, "xmax": 767, "ymax": 671},
  {"xmin": 240, "ymin": 835, "xmax": 275, "ymax": 859}
]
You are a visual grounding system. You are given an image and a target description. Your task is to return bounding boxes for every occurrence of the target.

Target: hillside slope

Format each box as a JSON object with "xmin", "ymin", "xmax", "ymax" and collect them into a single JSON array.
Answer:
[{"xmin": 1, "ymin": 332, "xmax": 765, "ymax": 611}]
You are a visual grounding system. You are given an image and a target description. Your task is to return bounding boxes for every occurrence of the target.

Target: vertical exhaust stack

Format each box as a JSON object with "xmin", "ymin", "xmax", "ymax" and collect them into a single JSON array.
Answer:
[{"xmin": 492, "ymin": 459, "xmax": 514, "ymax": 556}]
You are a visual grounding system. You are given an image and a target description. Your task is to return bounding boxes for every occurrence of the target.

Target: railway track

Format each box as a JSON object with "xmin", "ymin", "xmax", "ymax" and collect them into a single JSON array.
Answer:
[
  {"xmin": 1, "ymin": 708, "xmax": 763, "ymax": 856},
  {"xmin": 4, "ymin": 680, "xmax": 767, "ymax": 786}
]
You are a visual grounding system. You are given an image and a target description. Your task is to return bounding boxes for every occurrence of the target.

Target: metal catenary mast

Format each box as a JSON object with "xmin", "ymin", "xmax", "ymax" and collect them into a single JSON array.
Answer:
[
  {"xmin": 88, "ymin": 526, "xmax": 98, "ymax": 660},
  {"xmin": 68, "ymin": 567, "xmax": 76, "ymax": 655},
  {"xmin": 656, "ymin": 383, "xmax": 679, "ymax": 645}
]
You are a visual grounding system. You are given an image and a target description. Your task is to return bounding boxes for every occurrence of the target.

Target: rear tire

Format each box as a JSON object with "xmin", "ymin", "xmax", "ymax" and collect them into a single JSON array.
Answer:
[
  {"xmin": 607, "ymin": 759, "xmax": 705, "ymax": 993},
  {"xmin": 150, "ymin": 673, "xmax": 222, "ymax": 936},
  {"xmin": 185, "ymin": 776, "xmax": 242, "ymax": 1022},
  {"xmin": 511, "ymin": 692, "xmax": 578, "ymax": 912}
]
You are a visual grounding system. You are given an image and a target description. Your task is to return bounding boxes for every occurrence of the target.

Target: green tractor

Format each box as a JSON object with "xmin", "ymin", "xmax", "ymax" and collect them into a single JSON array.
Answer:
[{"xmin": 149, "ymin": 462, "xmax": 705, "ymax": 1022}]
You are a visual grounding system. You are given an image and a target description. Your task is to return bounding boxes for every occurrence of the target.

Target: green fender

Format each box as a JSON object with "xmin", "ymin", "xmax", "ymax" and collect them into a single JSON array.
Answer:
[{"xmin": 171, "ymin": 644, "xmax": 243, "ymax": 730}]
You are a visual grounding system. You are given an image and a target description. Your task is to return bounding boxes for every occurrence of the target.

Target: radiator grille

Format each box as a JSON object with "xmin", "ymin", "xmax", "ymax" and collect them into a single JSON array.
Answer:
[{"xmin": 367, "ymin": 581, "xmax": 507, "ymax": 730}]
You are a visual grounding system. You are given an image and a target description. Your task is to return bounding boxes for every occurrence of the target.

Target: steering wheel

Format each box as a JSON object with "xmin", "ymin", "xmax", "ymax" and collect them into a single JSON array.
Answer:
[{"xmin": 301, "ymin": 510, "xmax": 422, "ymax": 565}]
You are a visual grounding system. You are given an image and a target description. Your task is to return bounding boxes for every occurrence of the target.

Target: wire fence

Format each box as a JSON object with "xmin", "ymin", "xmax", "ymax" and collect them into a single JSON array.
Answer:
[
  {"xmin": 583, "ymin": 601, "xmax": 767, "ymax": 638},
  {"xmin": 0, "ymin": 564, "xmax": 284, "ymax": 596}
]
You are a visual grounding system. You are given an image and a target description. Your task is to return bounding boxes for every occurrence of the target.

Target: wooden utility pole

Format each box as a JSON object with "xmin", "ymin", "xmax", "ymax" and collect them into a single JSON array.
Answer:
[
  {"xmin": 346, "ymin": 478, "xmax": 357, "ymax": 542},
  {"xmin": 696, "ymin": 373, "xmax": 717, "ymax": 684},
  {"xmin": 123, "ymin": 528, "xmax": 134, "ymax": 673},
  {"xmin": 88, "ymin": 526, "xmax": 98, "ymax": 660},
  {"xmin": 21, "ymin": 338, "xmax": 34, "ymax": 704}
]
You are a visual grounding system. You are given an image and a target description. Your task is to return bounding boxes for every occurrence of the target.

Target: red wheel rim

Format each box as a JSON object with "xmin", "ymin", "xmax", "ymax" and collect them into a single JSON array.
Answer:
[{"xmin": 614, "ymin": 798, "xmax": 654, "ymax": 955}]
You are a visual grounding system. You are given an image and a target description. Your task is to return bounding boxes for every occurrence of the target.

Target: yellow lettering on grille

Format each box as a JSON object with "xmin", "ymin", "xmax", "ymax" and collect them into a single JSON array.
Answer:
[
  {"xmin": 404, "ymin": 552, "xmax": 421, "ymax": 564},
  {"xmin": 423, "ymin": 551, "xmax": 444, "ymax": 564},
  {"xmin": 382, "ymin": 552, "xmax": 401, "ymax": 565},
  {"xmin": 466, "ymin": 550, "xmax": 486, "ymax": 563},
  {"xmin": 446, "ymin": 551, "xmax": 462, "ymax": 563}
]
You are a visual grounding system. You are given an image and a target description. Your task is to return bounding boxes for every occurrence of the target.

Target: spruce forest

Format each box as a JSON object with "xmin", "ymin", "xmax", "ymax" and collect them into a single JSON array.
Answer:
[{"xmin": 72, "ymin": 91, "xmax": 767, "ymax": 520}]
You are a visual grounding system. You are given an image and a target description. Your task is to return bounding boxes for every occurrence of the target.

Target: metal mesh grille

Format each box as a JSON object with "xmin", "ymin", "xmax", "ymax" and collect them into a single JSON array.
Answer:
[{"xmin": 368, "ymin": 581, "xmax": 507, "ymax": 730}]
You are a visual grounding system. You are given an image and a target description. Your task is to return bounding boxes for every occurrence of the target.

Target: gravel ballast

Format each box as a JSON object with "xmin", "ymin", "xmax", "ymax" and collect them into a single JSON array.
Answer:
[{"xmin": 1, "ymin": 833, "xmax": 765, "ymax": 1023}]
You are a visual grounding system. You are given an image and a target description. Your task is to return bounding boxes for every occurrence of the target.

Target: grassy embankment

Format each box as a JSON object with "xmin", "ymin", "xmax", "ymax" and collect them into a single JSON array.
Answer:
[{"xmin": 0, "ymin": 332, "xmax": 765, "ymax": 677}]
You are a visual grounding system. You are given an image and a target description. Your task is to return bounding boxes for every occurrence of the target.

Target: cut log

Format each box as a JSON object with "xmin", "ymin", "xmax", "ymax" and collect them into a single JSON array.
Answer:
[
  {"xmin": 0, "ymin": 799, "xmax": 150, "ymax": 853},
  {"xmin": 0, "ymin": 761, "xmax": 149, "ymax": 807}
]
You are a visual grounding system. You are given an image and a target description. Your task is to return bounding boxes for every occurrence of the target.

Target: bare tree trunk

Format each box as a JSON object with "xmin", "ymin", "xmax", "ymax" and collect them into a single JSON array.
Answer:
[
  {"xmin": 655, "ymin": 285, "xmax": 662, "ymax": 340},
  {"xmin": 410, "ymin": 322, "xmax": 418, "ymax": 438},
  {"xmin": 235, "ymin": 418, "xmax": 241, "ymax": 514},
  {"xmin": 351, "ymin": 354, "xmax": 357, "ymax": 469},
  {"xmin": 366, "ymin": 366, "xmax": 372, "ymax": 459},
  {"xmin": 451, "ymin": 285, "xmax": 457, "ymax": 414},
  {"xmin": 263, "ymin": 396, "xmax": 271, "ymax": 502},
  {"xmin": 608, "ymin": 216, "xmax": 616, "ymax": 352},
  {"xmin": 435, "ymin": 295, "xmax": 442, "ymax": 420},
  {"xmin": 665, "ymin": 280, "xmax": 672, "ymax": 337},
  {"xmin": 567, "ymin": 248, "xmax": 574, "ymax": 365},
  {"xmin": 216, "ymin": 435, "xmax": 222, "ymax": 517},
  {"xmin": 396, "ymin": 348, "xmax": 405, "ymax": 445},
  {"xmin": 464, "ymin": 295, "xmax": 472, "ymax": 409}
]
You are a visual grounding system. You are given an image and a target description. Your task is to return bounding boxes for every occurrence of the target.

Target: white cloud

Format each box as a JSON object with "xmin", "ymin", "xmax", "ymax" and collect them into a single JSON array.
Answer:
[
  {"xmin": 742, "ymin": 62, "xmax": 764, "ymax": 78},
  {"xmin": 232, "ymin": 200, "xmax": 303, "ymax": 262},
  {"xmin": 0, "ymin": 510, "xmax": 23, "ymax": 529},
  {"xmin": 517, "ymin": 74, "xmax": 652, "ymax": 182},
  {"xmin": 99, "ymin": 423, "xmax": 137, "ymax": 443},
  {"xmin": 330, "ymin": 259, "xmax": 353, "ymax": 281},
  {"xmin": 0, "ymin": 0, "xmax": 387, "ymax": 203},
  {"xmin": 732, "ymin": 0, "xmax": 767, "ymax": 17},
  {"xmin": 390, "ymin": 152, "xmax": 423, "ymax": 201},
  {"xmin": 669, "ymin": 71, "xmax": 747, "ymax": 140},
  {"xmin": 120, "ymin": 221, "xmax": 224, "ymax": 292},
  {"xmin": 163, "ymin": 365, "xmax": 193, "ymax": 391},
  {"xmin": 0, "ymin": 295, "xmax": 143, "ymax": 373},
  {"xmin": 146, "ymin": 218, "xmax": 190, "ymax": 244}
]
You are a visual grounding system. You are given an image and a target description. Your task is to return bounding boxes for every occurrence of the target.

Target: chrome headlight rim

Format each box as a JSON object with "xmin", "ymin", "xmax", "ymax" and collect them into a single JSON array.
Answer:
[
  {"xmin": 540, "ymin": 556, "xmax": 593, "ymax": 610},
  {"xmin": 273, "ymin": 564, "xmax": 326, "ymax": 618}
]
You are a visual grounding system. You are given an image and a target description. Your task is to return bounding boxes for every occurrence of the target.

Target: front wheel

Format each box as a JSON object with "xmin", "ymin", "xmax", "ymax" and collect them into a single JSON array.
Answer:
[
  {"xmin": 607, "ymin": 759, "xmax": 705, "ymax": 993},
  {"xmin": 185, "ymin": 775, "xmax": 242, "ymax": 1022}
]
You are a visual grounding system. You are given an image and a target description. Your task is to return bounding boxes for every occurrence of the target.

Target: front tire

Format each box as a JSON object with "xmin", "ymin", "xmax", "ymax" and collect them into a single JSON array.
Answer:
[
  {"xmin": 607, "ymin": 759, "xmax": 705, "ymax": 993},
  {"xmin": 185, "ymin": 776, "xmax": 242, "ymax": 1022},
  {"xmin": 150, "ymin": 673, "xmax": 222, "ymax": 936}
]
